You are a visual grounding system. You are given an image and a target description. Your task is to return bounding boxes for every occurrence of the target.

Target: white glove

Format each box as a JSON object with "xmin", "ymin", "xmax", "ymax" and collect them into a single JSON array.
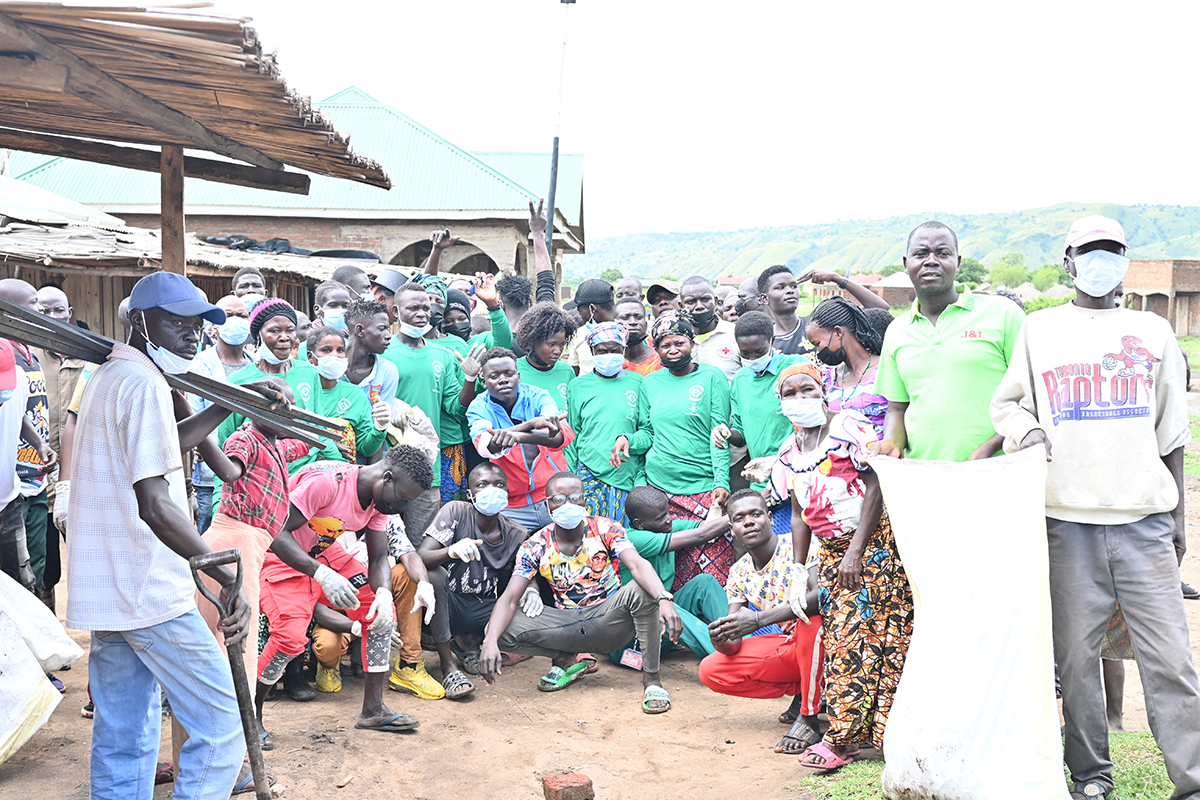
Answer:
[
  {"xmin": 313, "ymin": 563, "xmax": 361, "ymax": 610},
  {"xmin": 391, "ymin": 629, "xmax": 404, "ymax": 649},
  {"xmin": 366, "ymin": 588, "xmax": 395, "ymax": 633},
  {"xmin": 446, "ymin": 538, "xmax": 483, "ymax": 562},
  {"xmin": 372, "ymin": 400, "xmax": 392, "ymax": 431},
  {"xmin": 189, "ymin": 491, "xmax": 199, "ymax": 523},
  {"xmin": 710, "ymin": 423, "xmax": 732, "ymax": 450},
  {"xmin": 741, "ymin": 456, "xmax": 776, "ymax": 485},
  {"xmin": 351, "ymin": 620, "xmax": 363, "ymax": 637},
  {"xmin": 53, "ymin": 480, "xmax": 69, "ymax": 532},
  {"xmin": 788, "ymin": 561, "xmax": 811, "ymax": 626},
  {"xmin": 455, "ymin": 341, "xmax": 487, "ymax": 381},
  {"xmin": 410, "ymin": 580, "xmax": 435, "ymax": 624},
  {"xmin": 520, "ymin": 586, "xmax": 544, "ymax": 618}
]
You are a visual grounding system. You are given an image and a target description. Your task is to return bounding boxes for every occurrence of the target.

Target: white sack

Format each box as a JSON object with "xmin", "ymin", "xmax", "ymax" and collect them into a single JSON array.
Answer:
[
  {"xmin": 872, "ymin": 446, "xmax": 1069, "ymax": 800},
  {"xmin": 0, "ymin": 615, "xmax": 61, "ymax": 764},
  {"xmin": 0, "ymin": 570, "xmax": 83, "ymax": 671}
]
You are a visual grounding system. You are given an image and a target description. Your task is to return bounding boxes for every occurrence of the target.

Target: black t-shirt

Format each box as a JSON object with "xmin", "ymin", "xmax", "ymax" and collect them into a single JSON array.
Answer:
[
  {"xmin": 426, "ymin": 501, "xmax": 529, "ymax": 597},
  {"xmin": 774, "ymin": 315, "xmax": 813, "ymax": 355}
]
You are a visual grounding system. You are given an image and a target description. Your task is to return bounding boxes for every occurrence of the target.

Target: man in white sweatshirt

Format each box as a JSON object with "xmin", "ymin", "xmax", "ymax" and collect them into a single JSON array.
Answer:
[{"xmin": 991, "ymin": 215, "xmax": 1200, "ymax": 800}]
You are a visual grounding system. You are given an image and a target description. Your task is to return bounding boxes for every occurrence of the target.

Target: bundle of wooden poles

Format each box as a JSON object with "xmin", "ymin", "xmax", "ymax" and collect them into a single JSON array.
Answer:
[{"xmin": 0, "ymin": 296, "xmax": 344, "ymax": 448}]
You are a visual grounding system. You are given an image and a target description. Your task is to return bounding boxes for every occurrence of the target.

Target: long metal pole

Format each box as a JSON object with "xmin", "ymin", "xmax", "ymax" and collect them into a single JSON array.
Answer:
[{"xmin": 545, "ymin": 0, "xmax": 573, "ymax": 257}]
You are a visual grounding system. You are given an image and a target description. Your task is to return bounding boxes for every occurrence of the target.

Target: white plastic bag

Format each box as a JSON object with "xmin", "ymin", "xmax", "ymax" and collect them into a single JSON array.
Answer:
[
  {"xmin": 0, "ymin": 570, "xmax": 83, "ymax": 672},
  {"xmin": 871, "ymin": 446, "xmax": 1069, "ymax": 800}
]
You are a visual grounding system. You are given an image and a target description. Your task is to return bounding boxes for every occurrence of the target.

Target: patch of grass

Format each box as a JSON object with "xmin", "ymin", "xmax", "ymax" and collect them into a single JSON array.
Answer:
[
  {"xmin": 1186, "ymin": 416, "xmax": 1200, "ymax": 477},
  {"xmin": 1178, "ymin": 336, "xmax": 1200, "ymax": 368},
  {"xmin": 789, "ymin": 732, "xmax": 1172, "ymax": 799}
]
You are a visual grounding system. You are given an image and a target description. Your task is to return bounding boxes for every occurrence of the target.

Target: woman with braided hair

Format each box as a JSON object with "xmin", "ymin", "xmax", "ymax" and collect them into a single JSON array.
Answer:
[
  {"xmin": 611, "ymin": 311, "xmax": 733, "ymax": 587},
  {"xmin": 804, "ymin": 296, "xmax": 892, "ymax": 435}
]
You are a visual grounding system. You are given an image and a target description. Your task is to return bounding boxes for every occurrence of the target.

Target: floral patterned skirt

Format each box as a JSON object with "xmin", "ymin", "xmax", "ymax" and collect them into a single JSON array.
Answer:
[
  {"xmin": 658, "ymin": 487, "xmax": 735, "ymax": 591},
  {"xmin": 816, "ymin": 509, "xmax": 913, "ymax": 749}
]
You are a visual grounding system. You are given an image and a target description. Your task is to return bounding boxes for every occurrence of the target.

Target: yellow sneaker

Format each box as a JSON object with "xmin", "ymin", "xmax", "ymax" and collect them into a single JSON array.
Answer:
[
  {"xmin": 315, "ymin": 662, "xmax": 342, "ymax": 693},
  {"xmin": 388, "ymin": 661, "xmax": 445, "ymax": 700}
]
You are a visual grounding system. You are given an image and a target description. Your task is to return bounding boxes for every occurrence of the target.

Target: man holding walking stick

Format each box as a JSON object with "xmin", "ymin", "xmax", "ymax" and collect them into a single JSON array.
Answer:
[{"xmin": 65, "ymin": 271, "xmax": 285, "ymax": 800}]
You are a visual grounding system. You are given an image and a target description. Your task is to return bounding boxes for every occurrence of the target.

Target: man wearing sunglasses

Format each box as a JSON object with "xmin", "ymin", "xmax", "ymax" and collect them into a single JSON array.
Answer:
[{"xmin": 478, "ymin": 471, "xmax": 683, "ymax": 714}]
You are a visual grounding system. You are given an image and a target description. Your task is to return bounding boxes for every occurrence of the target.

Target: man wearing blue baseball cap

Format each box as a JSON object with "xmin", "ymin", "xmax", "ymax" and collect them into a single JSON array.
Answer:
[{"xmin": 66, "ymin": 271, "xmax": 284, "ymax": 799}]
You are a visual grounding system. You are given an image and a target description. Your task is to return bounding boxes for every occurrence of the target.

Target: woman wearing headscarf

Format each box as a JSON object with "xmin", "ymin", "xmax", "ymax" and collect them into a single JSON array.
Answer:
[
  {"xmin": 566, "ymin": 321, "xmax": 644, "ymax": 526},
  {"xmin": 804, "ymin": 297, "xmax": 891, "ymax": 435},
  {"xmin": 612, "ymin": 311, "xmax": 733, "ymax": 587},
  {"xmin": 774, "ymin": 360, "xmax": 912, "ymax": 772},
  {"xmin": 218, "ymin": 299, "xmax": 299, "ymax": 442}
]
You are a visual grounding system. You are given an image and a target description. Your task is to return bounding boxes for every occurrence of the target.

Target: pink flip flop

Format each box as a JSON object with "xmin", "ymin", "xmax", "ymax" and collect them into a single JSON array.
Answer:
[{"xmin": 798, "ymin": 742, "xmax": 858, "ymax": 772}]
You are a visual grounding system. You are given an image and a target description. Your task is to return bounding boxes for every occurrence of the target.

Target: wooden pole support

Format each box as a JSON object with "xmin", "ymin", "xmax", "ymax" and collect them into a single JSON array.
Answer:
[{"xmin": 160, "ymin": 145, "xmax": 186, "ymax": 275}]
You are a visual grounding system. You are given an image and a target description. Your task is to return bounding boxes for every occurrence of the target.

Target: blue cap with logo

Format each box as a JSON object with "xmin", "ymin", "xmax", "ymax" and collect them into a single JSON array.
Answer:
[{"xmin": 129, "ymin": 270, "xmax": 226, "ymax": 324}]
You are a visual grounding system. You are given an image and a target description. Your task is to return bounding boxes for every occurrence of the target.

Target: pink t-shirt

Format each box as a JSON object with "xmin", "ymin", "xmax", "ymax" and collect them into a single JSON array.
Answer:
[{"xmin": 287, "ymin": 461, "xmax": 388, "ymax": 557}]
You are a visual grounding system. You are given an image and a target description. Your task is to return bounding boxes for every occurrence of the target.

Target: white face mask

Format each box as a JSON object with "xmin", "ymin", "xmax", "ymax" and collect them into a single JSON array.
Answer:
[
  {"xmin": 472, "ymin": 486, "xmax": 509, "ymax": 516},
  {"xmin": 780, "ymin": 397, "xmax": 827, "ymax": 430},
  {"xmin": 315, "ymin": 355, "xmax": 348, "ymax": 381},
  {"xmin": 593, "ymin": 352, "xmax": 625, "ymax": 377},
  {"xmin": 400, "ymin": 321, "xmax": 432, "ymax": 339},
  {"xmin": 1071, "ymin": 249, "xmax": 1130, "ymax": 298},
  {"xmin": 217, "ymin": 317, "xmax": 250, "ymax": 346},
  {"xmin": 139, "ymin": 311, "xmax": 195, "ymax": 375},
  {"xmin": 550, "ymin": 502, "xmax": 588, "ymax": 530},
  {"xmin": 746, "ymin": 351, "xmax": 774, "ymax": 373},
  {"xmin": 258, "ymin": 339, "xmax": 289, "ymax": 365}
]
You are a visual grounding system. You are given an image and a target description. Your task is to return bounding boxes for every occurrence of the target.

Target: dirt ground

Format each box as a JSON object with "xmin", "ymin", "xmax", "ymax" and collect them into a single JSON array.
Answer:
[{"xmin": 5, "ymin": 481, "xmax": 1200, "ymax": 800}]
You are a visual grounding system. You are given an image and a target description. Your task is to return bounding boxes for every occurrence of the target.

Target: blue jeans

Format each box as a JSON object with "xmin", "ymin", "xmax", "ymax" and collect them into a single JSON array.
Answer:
[
  {"xmin": 501, "ymin": 501, "xmax": 552, "ymax": 532},
  {"xmin": 89, "ymin": 608, "xmax": 243, "ymax": 800},
  {"xmin": 196, "ymin": 485, "xmax": 214, "ymax": 534}
]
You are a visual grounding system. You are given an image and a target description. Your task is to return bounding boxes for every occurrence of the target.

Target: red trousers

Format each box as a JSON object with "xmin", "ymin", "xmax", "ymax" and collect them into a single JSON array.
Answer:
[
  {"xmin": 698, "ymin": 617, "xmax": 825, "ymax": 717},
  {"xmin": 258, "ymin": 543, "xmax": 383, "ymax": 676}
]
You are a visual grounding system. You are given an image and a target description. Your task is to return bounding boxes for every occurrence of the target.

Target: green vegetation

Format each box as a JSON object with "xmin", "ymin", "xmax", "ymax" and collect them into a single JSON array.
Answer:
[
  {"xmin": 1178, "ymin": 337, "xmax": 1200, "ymax": 367},
  {"xmin": 571, "ymin": 202, "xmax": 1200, "ymax": 284},
  {"xmin": 1025, "ymin": 296, "xmax": 1073, "ymax": 314},
  {"xmin": 958, "ymin": 256, "xmax": 987, "ymax": 287},
  {"xmin": 598, "ymin": 268, "xmax": 623, "ymax": 283},
  {"xmin": 989, "ymin": 253, "xmax": 1029, "ymax": 289},
  {"xmin": 879, "ymin": 264, "xmax": 903, "ymax": 277},
  {"xmin": 1186, "ymin": 415, "xmax": 1200, "ymax": 477},
  {"xmin": 1033, "ymin": 264, "xmax": 1071, "ymax": 291},
  {"xmin": 792, "ymin": 732, "xmax": 1171, "ymax": 799}
]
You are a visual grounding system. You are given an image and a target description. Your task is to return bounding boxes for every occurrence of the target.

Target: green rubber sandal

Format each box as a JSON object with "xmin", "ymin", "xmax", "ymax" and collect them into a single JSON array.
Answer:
[{"xmin": 537, "ymin": 661, "xmax": 589, "ymax": 692}]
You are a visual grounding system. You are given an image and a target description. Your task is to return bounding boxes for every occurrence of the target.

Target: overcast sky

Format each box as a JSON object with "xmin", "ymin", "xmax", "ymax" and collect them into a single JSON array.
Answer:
[{"xmin": 222, "ymin": 0, "xmax": 1200, "ymax": 238}]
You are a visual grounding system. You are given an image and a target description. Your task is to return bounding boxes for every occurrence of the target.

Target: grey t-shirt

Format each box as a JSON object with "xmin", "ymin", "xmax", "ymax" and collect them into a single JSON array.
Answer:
[{"xmin": 426, "ymin": 501, "xmax": 529, "ymax": 596}]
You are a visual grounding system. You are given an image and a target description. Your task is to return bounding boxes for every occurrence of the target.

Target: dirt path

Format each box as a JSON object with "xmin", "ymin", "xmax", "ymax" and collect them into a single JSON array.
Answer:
[{"xmin": 5, "ymin": 481, "xmax": 1200, "ymax": 799}]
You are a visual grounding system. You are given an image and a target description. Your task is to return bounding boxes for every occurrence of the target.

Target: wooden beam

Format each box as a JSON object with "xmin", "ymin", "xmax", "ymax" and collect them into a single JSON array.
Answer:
[
  {"xmin": 160, "ymin": 145, "xmax": 185, "ymax": 275},
  {"xmin": 0, "ymin": 128, "xmax": 310, "ymax": 194},
  {"xmin": 0, "ymin": 54, "xmax": 68, "ymax": 93},
  {"xmin": 0, "ymin": 10, "xmax": 284, "ymax": 171}
]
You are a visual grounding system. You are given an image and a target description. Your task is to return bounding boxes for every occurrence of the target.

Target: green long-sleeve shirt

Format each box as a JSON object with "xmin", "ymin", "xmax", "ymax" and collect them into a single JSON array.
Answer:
[
  {"xmin": 730, "ymin": 353, "xmax": 804, "ymax": 491},
  {"xmin": 286, "ymin": 362, "xmax": 385, "ymax": 462},
  {"xmin": 628, "ymin": 363, "xmax": 731, "ymax": 495},
  {"xmin": 381, "ymin": 338, "xmax": 464, "ymax": 487},
  {"xmin": 565, "ymin": 370, "xmax": 644, "ymax": 491}
]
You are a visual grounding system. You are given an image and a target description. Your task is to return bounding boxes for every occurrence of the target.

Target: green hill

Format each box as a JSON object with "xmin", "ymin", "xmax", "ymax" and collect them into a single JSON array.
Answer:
[{"xmin": 568, "ymin": 202, "xmax": 1200, "ymax": 284}]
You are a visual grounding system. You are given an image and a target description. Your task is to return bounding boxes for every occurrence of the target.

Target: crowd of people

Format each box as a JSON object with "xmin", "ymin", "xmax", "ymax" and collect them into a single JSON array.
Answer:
[{"xmin": 3, "ymin": 205, "xmax": 1199, "ymax": 800}]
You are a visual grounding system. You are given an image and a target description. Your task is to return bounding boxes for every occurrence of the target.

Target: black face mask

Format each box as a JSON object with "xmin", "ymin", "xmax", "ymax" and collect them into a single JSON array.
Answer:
[
  {"xmin": 691, "ymin": 308, "xmax": 717, "ymax": 329},
  {"xmin": 660, "ymin": 354, "xmax": 692, "ymax": 371},
  {"xmin": 428, "ymin": 305, "xmax": 445, "ymax": 333},
  {"xmin": 817, "ymin": 333, "xmax": 846, "ymax": 367},
  {"xmin": 626, "ymin": 330, "xmax": 647, "ymax": 346},
  {"xmin": 445, "ymin": 321, "xmax": 473, "ymax": 341}
]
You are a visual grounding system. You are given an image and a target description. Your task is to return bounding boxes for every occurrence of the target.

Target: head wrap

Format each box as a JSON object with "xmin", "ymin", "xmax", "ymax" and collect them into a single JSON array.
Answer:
[
  {"xmin": 774, "ymin": 360, "xmax": 824, "ymax": 397},
  {"xmin": 414, "ymin": 274, "xmax": 449, "ymax": 305},
  {"xmin": 649, "ymin": 310, "xmax": 696, "ymax": 343},
  {"xmin": 248, "ymin": 298, "xmax": 297, "ymax": 343},
  {"xmin": 585, "ymin": 321, "xmax": 628, "ymax": 348},
  {"xmin": 445, "ymin": 288, "xmax": 472, "ymax": 319}
]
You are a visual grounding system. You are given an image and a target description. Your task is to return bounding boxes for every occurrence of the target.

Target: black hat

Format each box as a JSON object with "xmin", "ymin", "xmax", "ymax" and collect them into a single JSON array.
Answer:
[{"xmin": 573, "ymin": 279, "xmax": 614, "ymax": 306}]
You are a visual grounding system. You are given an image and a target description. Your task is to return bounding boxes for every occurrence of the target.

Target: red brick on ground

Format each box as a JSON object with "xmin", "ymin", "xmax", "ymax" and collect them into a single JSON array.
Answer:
[{"xmin": 543, "ymin": 772, "xmax": 595, "ymax": 800}]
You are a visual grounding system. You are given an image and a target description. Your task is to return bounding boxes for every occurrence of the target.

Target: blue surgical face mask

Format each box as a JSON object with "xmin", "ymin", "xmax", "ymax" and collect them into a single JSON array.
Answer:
[
  {"xmin": 140, "ymin": 311, "xmax": 195, "ymax": 375},
  {"xmin": 0, "ymin": 389, "xmax": 14, "ymax": 405},
  {"xmin": 747, "ymin": 351, "xmax": 775, "ymax": 374},
  {"xmin": 1071, "ymin": 249, "xmax": 1130, "ymax": 298},
  {"xmin": 400, "ymin": 321, "xmax": 432, "ymax": 339},
  {"xmin": 258, "ymin": 338, "xmax": 289, "ymax": 365},
  {"xmin": 217, "ymin": 317, "xmax": 250, "ymax": 346},
  {"xmin": 472, "ymin": 486, "xmax": 509, "ymax": 516},
  {"xmin": 315, "ymin": 355, "xmax": 348, "ymax": 381},
  {"xmin": 780, "ymin": 397, "xmax": 827, "ymax": 430},
  {"xmin": 550, "ymin": 502, "xmax": 588, "ymax": 530},
  {"xmin": 322, "ymin": 310, "xmax": 347, "ymax": 331},
  {"xmin": 593, "ymin": 352, "xmax": 625, "ymax": 377}
]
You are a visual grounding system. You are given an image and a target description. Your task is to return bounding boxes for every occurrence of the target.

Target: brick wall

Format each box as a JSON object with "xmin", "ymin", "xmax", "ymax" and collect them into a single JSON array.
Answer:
[{"xmin": 120, "ymin": 214, "xmax": 386, "ymax": 255}]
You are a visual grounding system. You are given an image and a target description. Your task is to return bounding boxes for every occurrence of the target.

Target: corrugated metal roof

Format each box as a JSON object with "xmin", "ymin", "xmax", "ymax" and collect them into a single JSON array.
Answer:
[
  {"xmin": 474, "ymin": 151, "xmax": 584, "ymax": 228},
  {"xmin": 12, "ymin": 88, "xmax": 581, "ymax": 218}
]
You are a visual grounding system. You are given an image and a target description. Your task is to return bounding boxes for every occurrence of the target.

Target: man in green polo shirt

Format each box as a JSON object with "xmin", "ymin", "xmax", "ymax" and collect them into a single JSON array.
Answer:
[
  {"xmin": 608, "ymin": 485, "xmax": 732, "ymax": 665},
  {"xmin": 873, "ymin": 221, "xmax": 1024, "ymax": 462}
]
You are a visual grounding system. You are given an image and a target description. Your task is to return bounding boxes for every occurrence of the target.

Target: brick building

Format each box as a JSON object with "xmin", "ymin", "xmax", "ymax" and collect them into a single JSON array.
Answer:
[
  {"xmin": 1123, "ymin": 259, "xmax": 1200, "ymax": 336},
  {"xmin": 12, "ymin": 87, "xmax": 584, "ymax": 279}
]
